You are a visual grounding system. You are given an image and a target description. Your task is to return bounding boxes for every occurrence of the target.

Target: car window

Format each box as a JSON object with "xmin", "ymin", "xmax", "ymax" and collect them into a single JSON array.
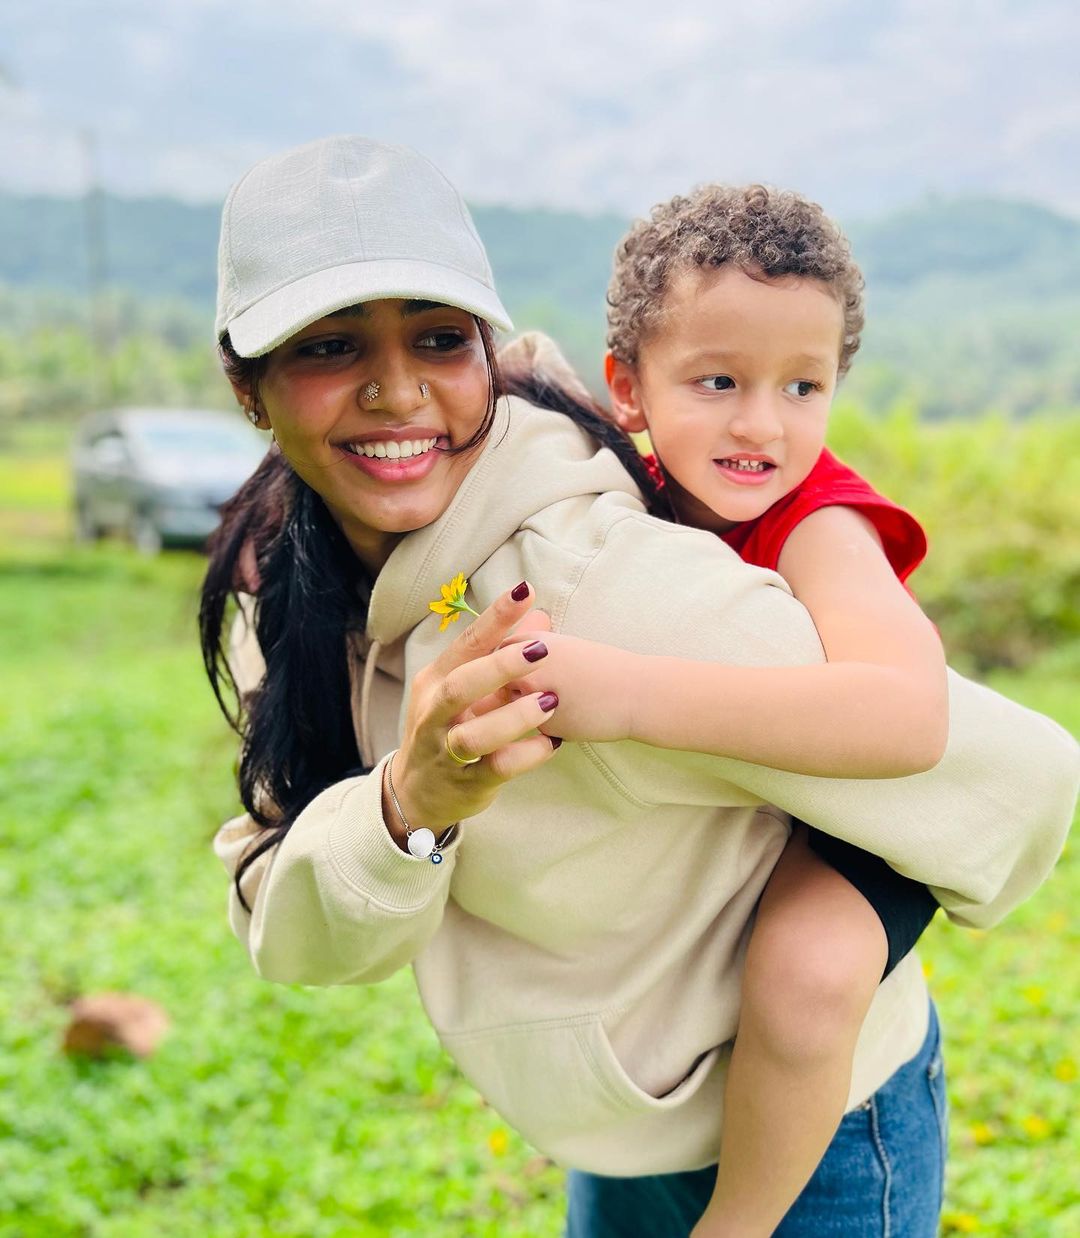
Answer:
[
  {"xmin": 88, "ymin": 434, "xmax": 131, "ymax": 469},
  {"xmin": 132, "ymin": 422, "xmax": 264, "ymax": 461}
]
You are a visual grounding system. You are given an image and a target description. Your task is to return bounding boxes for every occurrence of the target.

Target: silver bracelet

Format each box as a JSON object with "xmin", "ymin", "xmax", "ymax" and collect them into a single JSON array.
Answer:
[{"xmin": 386, "ymin": 752, "xmax": 456, "ymax": 864}]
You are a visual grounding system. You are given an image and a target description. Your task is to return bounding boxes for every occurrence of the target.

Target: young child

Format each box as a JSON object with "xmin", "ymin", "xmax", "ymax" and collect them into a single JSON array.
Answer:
[{"xmin": 501, "ymin": 186, "xmax": 946, "ymax": 1236}]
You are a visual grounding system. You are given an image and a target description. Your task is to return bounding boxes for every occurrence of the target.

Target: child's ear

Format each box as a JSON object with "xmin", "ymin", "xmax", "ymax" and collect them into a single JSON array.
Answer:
[{"xmin": 605, "ymin": 353, "xmax": 648, "ymax": 434}]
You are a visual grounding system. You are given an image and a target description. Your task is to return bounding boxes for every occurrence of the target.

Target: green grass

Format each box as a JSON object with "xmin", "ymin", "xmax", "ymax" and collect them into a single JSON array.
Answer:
[
  {"xmin": 0, "ymin": 454, "xmax": 1077, "ymax": 1237},
  {"xmin": 921, "ymin": 663, "xmax": 1079, "ymax": 1235}
]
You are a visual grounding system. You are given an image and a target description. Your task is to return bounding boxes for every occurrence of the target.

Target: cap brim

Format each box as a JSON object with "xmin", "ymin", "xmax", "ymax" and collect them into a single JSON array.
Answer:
[{"xmin": 227, "ymin": 258, "xmax": 514, "ymax": 357}]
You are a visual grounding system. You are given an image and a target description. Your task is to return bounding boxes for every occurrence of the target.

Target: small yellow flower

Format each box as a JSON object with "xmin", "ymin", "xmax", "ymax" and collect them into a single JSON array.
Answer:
[
  {"xmin": 488, "ymin": 1128, "xmax": 509, "ymax": 1157},
  {"xmin": 1021, "ymin": 984, "xmax": 1046, "ymax": 1006},
  {"xmin": 428, "ymin": 571, "xmax": 481, "ymax": 632},
  {"xmin": 969, "ymin": 1121, "xmax": 995, "ymax": 1146},
  {"xmin": 1053, "ymin": 1058, "xmax": 1077, "ymax": 1082},
  {"xmin": 1020, "ymin": 1114, "xmax": 1051, "ymax": 1140},
  {"xmin": 943, "ymin": 1212, "xmax": 980, "ymax": 1233}
]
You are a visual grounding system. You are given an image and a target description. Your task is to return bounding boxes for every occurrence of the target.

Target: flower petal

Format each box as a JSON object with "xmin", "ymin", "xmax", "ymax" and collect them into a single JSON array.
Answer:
[{"xmin": 430, "ymin": 572, "xmax": 473, "ymax": 627}]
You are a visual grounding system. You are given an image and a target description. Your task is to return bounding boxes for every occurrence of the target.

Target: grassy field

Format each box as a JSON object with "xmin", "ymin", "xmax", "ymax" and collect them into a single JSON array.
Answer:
[{"xmin": 0, "ymin": 446, "xmax": 1076, "ymax": 1237}]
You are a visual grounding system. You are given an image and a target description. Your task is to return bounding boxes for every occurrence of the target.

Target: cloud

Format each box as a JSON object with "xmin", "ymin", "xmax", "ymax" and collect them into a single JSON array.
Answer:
[{"xmin": 0, "ymin": 0, "xmax": 1078, "ymax": 218}]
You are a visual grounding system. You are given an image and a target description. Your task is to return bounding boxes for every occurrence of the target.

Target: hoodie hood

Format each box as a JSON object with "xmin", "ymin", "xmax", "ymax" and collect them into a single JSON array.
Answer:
[{"xmin": 366, "ymin": 396, "xmax": 642, "ymax": 646}]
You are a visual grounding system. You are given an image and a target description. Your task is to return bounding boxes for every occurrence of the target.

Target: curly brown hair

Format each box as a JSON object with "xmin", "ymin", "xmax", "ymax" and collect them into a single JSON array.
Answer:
[{"xmin": 607, "ymin": 184, "xmax": 864, "ymax": 376}]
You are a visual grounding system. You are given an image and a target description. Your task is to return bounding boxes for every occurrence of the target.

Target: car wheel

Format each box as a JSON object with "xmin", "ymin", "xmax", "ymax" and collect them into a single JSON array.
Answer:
[
  {"xmin": 131, "ymin": 511, "xmax": 164, "ymax": 556},
  {"xmin": 73, "ymin": 500, "xmax": 102, "ymax": 543}
]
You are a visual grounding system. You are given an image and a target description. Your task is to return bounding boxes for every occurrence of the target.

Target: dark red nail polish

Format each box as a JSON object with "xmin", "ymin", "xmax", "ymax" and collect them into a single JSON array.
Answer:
[
  {"xmin": 511, "ymin": 581, "xmax": 529, "ymax": 602},
  {"xmin": 550, "ymin": 736, "xmax": 563, "ymax": 750},
  {"xmin": 522, "ymin": 641, "xmax": 548, "ymax": 663},
  {"xmin": 538, "ymin": 691, "xmax": 559, "ymax": 712}
]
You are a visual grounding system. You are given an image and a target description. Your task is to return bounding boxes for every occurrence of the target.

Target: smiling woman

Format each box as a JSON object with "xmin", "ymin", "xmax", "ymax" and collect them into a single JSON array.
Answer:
[
  {"xmin": 198, "ymin": 136, "xmax": 1078, "ymax": 1238},
  {"xmin": 233, "ymin": 298, "xmax": 496, "ymax": 571}
]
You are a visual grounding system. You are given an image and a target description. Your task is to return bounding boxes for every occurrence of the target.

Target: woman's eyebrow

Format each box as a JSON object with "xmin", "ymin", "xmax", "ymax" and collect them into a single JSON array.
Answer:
[{"xmin": 401, "ymin": 299, "xmax": 452, "ymax": 316}]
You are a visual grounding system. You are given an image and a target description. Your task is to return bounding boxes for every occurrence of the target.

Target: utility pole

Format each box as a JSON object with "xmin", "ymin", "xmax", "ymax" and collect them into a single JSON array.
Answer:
[{"xmin": 81, "ymin": 127, "xmax": 113, "ymax": 406}]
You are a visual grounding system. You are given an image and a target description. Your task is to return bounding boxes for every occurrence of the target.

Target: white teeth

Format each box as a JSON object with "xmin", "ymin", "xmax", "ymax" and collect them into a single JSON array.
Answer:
[
  {"xmin": 398, "ymin": 438, "xmax": 435, "ymax": 458},
  {"xmin": 345, "ymin": 437, "xmax": 438, "ymax": 459}
]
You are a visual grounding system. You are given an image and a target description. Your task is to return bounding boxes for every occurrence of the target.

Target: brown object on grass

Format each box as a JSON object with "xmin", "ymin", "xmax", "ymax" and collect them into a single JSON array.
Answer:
[{"xmin": 62, "ymin": 992, "xmax": 170, "ymax": 1059}]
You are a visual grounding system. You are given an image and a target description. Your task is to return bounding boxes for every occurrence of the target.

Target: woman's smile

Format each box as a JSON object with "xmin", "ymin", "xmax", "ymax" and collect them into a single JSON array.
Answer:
[
  {"xmin": 337, "ymin": 430, "xmax": 449, "ymax": 480},
  {"xmin": 252, "ymin": 298, "xmax": 492, "ymax": 569}
]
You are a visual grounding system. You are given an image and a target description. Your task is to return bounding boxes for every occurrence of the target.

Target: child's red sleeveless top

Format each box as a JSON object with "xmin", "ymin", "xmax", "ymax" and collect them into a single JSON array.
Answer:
[
  {"xmin": 645, "ymin": 448, "xmax": 927, "ymax": 582},
  {"xmin": 719, "ymin": 448, "xmax": 927, "ymax": 581}
]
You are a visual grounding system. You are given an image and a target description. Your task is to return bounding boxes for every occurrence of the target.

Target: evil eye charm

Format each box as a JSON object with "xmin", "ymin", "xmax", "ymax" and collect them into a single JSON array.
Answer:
[{"xmin": 431, "ymin": 852, "xmax": 444, "ymax": 864}]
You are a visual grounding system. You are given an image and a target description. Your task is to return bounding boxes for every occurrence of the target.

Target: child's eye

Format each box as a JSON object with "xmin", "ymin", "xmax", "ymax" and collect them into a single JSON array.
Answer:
[
  {"xmin": 297, "ymin": 338, "xmax": 354, "ymax": 359},
  {"xmin": 784, "ymin": 379, "xmax": 820, "ymax": 398},
  {"xmin": 416, "ymin": 330, "xmax": 467, "ymax": 351},
  {"xmin": 698, "ymin": 375, "xmax": 735, "ymax": 392}
]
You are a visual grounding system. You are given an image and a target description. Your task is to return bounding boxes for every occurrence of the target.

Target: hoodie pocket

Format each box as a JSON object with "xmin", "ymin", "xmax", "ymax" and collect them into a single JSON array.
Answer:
[{"xmin": 441, "ymin": 1013, "xmax": 721, "ymax": 1154}]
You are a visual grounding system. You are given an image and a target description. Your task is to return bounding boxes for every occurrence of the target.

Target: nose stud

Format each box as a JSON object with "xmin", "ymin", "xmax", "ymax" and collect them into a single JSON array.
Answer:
[
  {"xmin": 419, "ymin": 382, "xmax": 430, "ymax": 400},
  {"xmin": 362, "ymin": 381, "xmax": 380, "ymax": 402}
]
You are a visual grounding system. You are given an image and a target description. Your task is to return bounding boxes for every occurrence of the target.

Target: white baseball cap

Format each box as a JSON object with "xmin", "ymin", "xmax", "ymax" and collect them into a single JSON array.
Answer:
[{"xmin": 215, "ymin": 135, "xmax": 513, "ymax": 358}]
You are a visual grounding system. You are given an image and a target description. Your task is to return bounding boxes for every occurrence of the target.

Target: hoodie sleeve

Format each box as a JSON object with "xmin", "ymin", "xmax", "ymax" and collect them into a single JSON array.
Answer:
[
  {"xmin": 213, "ymin": 600, "xmax": 459, "ymax": 986},
  {"xmin": 562, "ymin": 511, "xmax": 1079, "ymax": 930},
  {"xmin": 213, "ymin": 755, "xmax": 461, "ymax": 985}
]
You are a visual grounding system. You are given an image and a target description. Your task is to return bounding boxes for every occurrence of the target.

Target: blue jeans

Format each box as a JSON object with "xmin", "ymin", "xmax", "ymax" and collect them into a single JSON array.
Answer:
[{"xmin": 565, "ymin": 1003, "xmax": 946, "ymax": 1237}]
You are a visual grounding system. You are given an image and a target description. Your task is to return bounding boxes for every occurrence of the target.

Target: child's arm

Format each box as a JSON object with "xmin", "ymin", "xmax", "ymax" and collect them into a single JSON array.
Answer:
[{"xmin": 522, "ymin": 506, "xmax": 948, "ymax": 778}]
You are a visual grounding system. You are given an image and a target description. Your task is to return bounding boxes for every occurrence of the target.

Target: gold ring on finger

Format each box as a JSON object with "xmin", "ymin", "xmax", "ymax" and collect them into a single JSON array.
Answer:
[{"xmin": 445, "ymin": 729, "xmax": 482, "ymax": 766}]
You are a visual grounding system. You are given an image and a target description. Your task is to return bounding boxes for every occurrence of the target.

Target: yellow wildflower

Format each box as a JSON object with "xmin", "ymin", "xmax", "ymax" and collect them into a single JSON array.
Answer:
[
  {"xmin": 488, "ymin": 1128, "xmax": 509, "ymax": 1157},
  {"xmin": 428, "ymin": 572, "xmax": 480, "ymax": 632},
  {"xmin": 1020, "ymin": 1114, "xmax": 1051, "ymax": 1140},
  {"xmin": 943, "ymin": 1213, "xmax": 980, "ymax": 1233},
  {"xmin": 970, "ymin": 1121, "xmax": 994, "ymax": 1146},
  {"xmin": 1053, "ymin": 1058, "xmax": 1076, "ymax": 1082}
]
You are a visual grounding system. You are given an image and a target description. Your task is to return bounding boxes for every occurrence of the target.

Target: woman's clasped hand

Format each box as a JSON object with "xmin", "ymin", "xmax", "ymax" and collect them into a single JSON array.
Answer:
[{"xmin": 386, "ymin": 583, "xmax": 560, "ymax": 846}]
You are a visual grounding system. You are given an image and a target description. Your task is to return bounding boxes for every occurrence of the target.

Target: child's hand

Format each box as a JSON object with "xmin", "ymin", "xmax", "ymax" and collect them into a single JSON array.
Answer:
[{"xmin": 501, "ymin": 630, "xmax": 635, "ymax": 744}]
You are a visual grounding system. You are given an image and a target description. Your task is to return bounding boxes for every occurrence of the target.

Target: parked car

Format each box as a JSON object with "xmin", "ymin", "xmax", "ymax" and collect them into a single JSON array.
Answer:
[{"xmin": 71, "ymin": 407, "xmax": 268, "ymax": 553}]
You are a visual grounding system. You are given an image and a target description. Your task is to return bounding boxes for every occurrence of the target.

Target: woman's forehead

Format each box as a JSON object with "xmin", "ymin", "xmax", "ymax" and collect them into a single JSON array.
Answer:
[{"xmin": 327, "ymin": 299, "xmax": 457, "ymax": 320}]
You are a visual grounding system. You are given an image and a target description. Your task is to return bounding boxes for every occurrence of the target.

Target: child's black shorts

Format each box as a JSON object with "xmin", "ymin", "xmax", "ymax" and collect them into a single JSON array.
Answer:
[{"xmin": 806, "ymin": 826, "xmax": 939, "ymax": 979}]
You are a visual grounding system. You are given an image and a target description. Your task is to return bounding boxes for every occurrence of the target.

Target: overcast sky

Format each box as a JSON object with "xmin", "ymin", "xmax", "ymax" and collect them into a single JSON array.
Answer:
[{"xmin": 2, "ymin": 0, "xmax": 1079, "ymax": 219}]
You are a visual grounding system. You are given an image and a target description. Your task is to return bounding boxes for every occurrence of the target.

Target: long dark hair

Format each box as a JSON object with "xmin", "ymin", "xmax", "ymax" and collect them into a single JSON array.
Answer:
[{"xmin": 201, "ymin": 324, "xmax": 664, "ymax": 907}]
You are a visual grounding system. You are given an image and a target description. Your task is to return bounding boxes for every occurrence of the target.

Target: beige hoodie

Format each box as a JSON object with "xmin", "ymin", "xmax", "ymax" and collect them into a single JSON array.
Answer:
[{"xmin": 215, "ymin": 396, "xmax": 1078, "ymax": 1175}]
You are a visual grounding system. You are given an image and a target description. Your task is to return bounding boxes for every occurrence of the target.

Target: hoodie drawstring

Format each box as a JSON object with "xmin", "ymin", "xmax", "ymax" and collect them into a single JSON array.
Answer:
[{"xmin": 358, "ymin": 638, "xmax": 382, "ymax": 770}]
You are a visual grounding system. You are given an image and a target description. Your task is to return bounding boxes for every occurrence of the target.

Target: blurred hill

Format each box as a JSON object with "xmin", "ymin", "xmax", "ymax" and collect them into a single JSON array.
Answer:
[
  {"xmin": 3, "ymin": 191, "xmax": 1080, "ymax": 418},
  {"xmin": 0, "ymin": 192, "xmax": 627, "ymax": 316}
]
